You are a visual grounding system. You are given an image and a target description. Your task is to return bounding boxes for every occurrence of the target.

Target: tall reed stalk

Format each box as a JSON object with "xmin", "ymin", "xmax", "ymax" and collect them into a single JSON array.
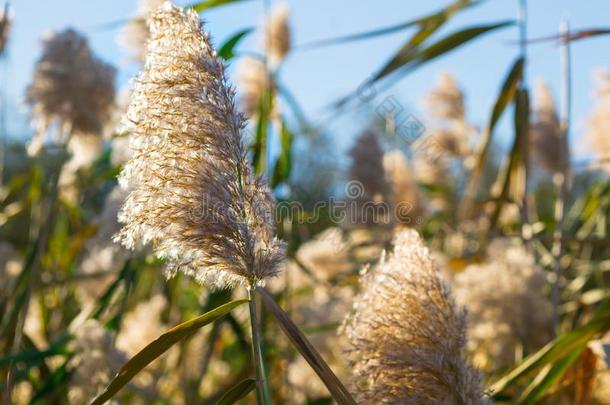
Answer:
[
  {"xmin": 551, "ymin": 19, "xmax": 572, "ymax": 335},
  {"xmin": 248, "ymin": 289, "xmax": 272, "ymax": 404}
]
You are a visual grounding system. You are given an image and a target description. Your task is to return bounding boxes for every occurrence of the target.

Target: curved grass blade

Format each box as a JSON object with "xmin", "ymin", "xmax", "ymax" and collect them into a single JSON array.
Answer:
[
  {"xmin": 188, "ymin": 0, "xmax": 252, "ymax": 12},
  {"xmin": 490, "ymin": 303, "xmax": 610, "ymax": 397},
  {"xmin": 218, "ymin": 28, "xmax": 254, "ymax": 61},
  {"xmin": 333, "ymin": 21, "xmax": 513, "ymax": 110},
  {"xmin": 332, "ymin": 17, "xmax": 446, "ymax": 110},
  {"xmin": 90, "ymin": 299, "xmax": 248, "ymax": 405},
  {"xmin": 486, "ymin": 87, "xmax": 529, "ymax": 231},
  {"xmin": 374, "ymin": 21, "xmax": 513, "ymax": 82},
  {"xmin": 30, "ymin": 359, "xmax": 71, "ymax": 404},
  {"xmin": 460, "ymin": 57, "xmax": 524, "ymax": 218},
  {"xmin": 257, "ymin": 287, "xmax": 356, "ymax": 405},
  {"xmin": 298, "ymin": 0, "xmax": 482, "ymax": 50},
  {"xmin": 217, "ymin": 378, "xmax": 256, "ymax": 405},
  {"xmin": 526, "ymin": 28, "xmax": 610, "ymax": 44},
  {"xmin": 518, "ymin": 348, "xmax": 582, "ymax": 404},
  {"xmin": 0, "ymin": 335, "xmax": 70, "ymax": 366}
]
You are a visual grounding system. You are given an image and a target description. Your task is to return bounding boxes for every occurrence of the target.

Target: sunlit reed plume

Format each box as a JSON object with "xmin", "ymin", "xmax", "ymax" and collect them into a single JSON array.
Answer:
[
  {"xmin": 67, "ymin": 319, "xmax": 126, "ymax": 405},
  {"xmin": 0, "ymin": 6, "xmax": 12, "ymax": 56},
  {"xmin": 530, "ymin": 81, "xmax": 565, "ymax": 173},
  {"xmin": 25, "ymin": 28, "xmax": 116, "ymax": 156},
  {"xmin": 383, "ymin": 150, "xmax": 425, "ymax": 226},
  {"xmin": 412, "ymin": 152, "xmax": 451, "ymax": 212},
  {"xmin": 118, "ymin": 0, "xmax": 165, "ymax": 63},
  {"xmin": 453, "ymin": 238, "xmax": 553, "ymax": 372},
  {"xmin": 115, "ymin": 2, "xmax": 285, "ymax": 289},
  {"xmin": 430, "ymin": 123, "xmax": 474, "ymax": 161},
  {"xmin": 264, "ymin": 3, "xmax": 291, "ymax": 68},
  {"xmin": 586, "ymin": 69, "xmax": 610, "ymax": 171},
  {"xmin": 116, "ymin": 294, "xmax": 167, "ymax": 356},
  {"xmin": 342, "ymin": 229, "xmax": 488, "ymax": 404},
  {"xmin": 425, "ymin": 72, "xmax": 465, "ymax": 120},
  {"xmin": 413, "ymin": 151, "xmax": 450, "ymax": 185},
  {"xmin": 236, "ymin": 56, "xmax": 270, "ymax": 117},
  {"xmin": 296, "ymin": 227, "xmax": 352, "ymax": 281}
]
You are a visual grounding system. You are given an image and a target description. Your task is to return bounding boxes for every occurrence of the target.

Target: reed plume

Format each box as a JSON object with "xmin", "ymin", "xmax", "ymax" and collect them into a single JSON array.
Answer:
[
  {"xmin": 425, "ymin": 72, "xmax": 465, "ymax": 120},
  {"xmin": 453, "ymin": 238, "xmax": 553, "ymax": 372},
  {"xmin": 530, "ymin": 81, "xmax": 565, "ymax": 173},
  {"xmin": 296, "ymin": 227, "xmax": 352, "ymax": 281},
  {"xmin": 236, "ymin": 56, "xmax": 271, "ymax": 117},
  {"xmin": 586, "ymin": 69, "xmax": 610, "ymax": 171},
  {"xmin": 67, "ymin": 319, "xmax": 126, "ymax": 405},
  {"xmin": 264, "ymin": 3, "xmax": 291, "ymax": 67},
  {"xmin": 383, "ymin": 150, "xmax": 425, "ymax": 226},
  {"xmin": 115, "ymin": 2, "xmax": 285, "ymax": 289},
  {"xmin": 118, "ymin": 0, "xmax": 164, "ymax": 63},
  {"xmin": 25, "ymin": 28, "xmax": 116, "ymax": 156},
  {"xmin": 116, "ymin": 294, "xmax": 167, "ymax": 356},
  {"xmin": 341, "ymin": 229, "xmax": 488, "ymax": 404}
]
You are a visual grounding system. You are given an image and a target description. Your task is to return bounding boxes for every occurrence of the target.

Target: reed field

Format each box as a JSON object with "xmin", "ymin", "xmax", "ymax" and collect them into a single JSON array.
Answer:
[{"xmin": 2, "ymin": 0, "xmax": 610, "ymax": 403}]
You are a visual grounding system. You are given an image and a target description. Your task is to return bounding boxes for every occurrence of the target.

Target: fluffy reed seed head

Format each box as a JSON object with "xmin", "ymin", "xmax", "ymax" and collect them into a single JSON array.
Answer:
[
  {"xmin": 236, "ymin": 56, "xmax": 271, "ymax": 117},
  {"xmin": 453, "ymin": 238, "xmax": 553, "ymax": 372},
  {"xmin": 383, "ymin": 150, "xmax": 425, "ymax": 226},
  {"xmin": 530, "ymin": 81, "xmax": 565, "ymax": 173},
  {"xmin": 118, "ymin": 0, "xmax": 165, "ymax": 63},
  {"xmin": 25, "ymin": 28, "xmax": 116, "ymax": 155},
  {"xmin": 67, "ymin": 319, "xmax": 126, "ymax": 405},
  {"xmin": 296, "ymin": 227, "xmax": 352, "ymax": 281},
  {"xmin": 341, "ymin": 229, "xmax": 488, "ymax": 404},
  {"xmin": 116, "ymin": 294, "xmax": 167, "ymax": 356},
  {"xmin": 425, "ymin": 72, "xmax": 465, "ymax": 120},
  {"xmin": 264, "ymin": 3, "xmax": 291, "ymax": 67},
  {"xmin": 586, "ymin": 69, "xmax": 610, "ymax": 171},
  {"xmin": 115, "ymin": 2, "xmax": 285, "ymax": 289}
]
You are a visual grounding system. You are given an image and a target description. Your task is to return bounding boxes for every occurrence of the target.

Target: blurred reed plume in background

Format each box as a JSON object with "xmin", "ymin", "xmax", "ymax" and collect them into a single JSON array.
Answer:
[
  {"xmin": 25, "ymin": 29, "xmax": 116, "ymax": 156},
  {"xmin": 264, "ymin": 3, "xmax": 291, "ymax": 68},
  {"xmin": 118, "ymin": 0, "xmax": 165, "ymax": 64}
]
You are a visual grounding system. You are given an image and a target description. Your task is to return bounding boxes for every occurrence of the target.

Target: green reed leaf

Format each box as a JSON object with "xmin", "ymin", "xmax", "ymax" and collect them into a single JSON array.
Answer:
[
  {"xmin": 257, "ymin": 287, "xmax": 356, "ymax": 405},
  {"xmin": 518, "ymin": 348, "xmax": 582, "ymax": 404},
  {"xmin": 299, "ymin": 0, "xmax": 482, "ymax": 49},
  {"xmin": 189, "ymin": 0, "xmax": 252, "ymax": 12},
  {"xmin": 218, "ymin": 28, "xmax": 254, "ymax": 61},
  {"xmin": 90, "ymin": 299, "xmax": 248, "ymax": 405},
  {"xmin": 490, "ymin": 303, "xmax": 610, "ymax": 397},
  {"xmin": 376, "ymin": 21, "xmax": 514, "ymax": 82},
  {"xmin": 217, "ymin": 378, "xmax": 256, "ymax": 405}
]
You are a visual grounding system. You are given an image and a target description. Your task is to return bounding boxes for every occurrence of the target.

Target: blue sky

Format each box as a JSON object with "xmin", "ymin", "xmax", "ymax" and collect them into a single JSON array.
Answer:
[{"xmin": 5, "ymin": 0, "xmax": 610, "ymax": 161}]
